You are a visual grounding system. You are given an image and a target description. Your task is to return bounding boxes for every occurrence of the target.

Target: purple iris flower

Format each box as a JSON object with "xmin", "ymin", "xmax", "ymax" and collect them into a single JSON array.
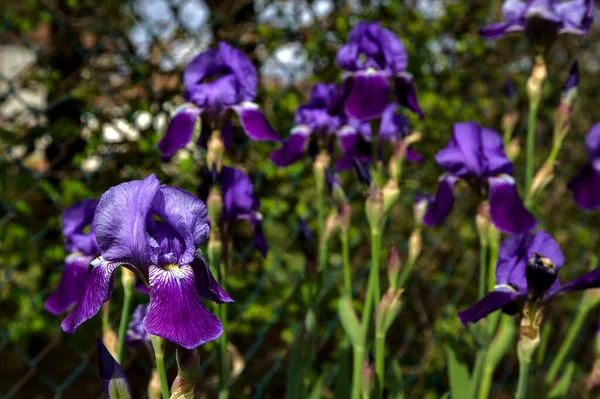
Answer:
[
  {"xmin": 61, "ymin": 174, "xmax": 233, "ymax": 349},
  {"xmin": 459, "ymin": 230, "xmax": 600, "ymax": 324},
  {"xmin": 158, "ymin": 42, "xmax": 280, "ymax": 159},
  {"xmin": 45, "ymin": 199, "xmax": 101, "ymax": 316},
  {"xmin": 568, "ymin": 123, "xmax": 600, "ymax": 210},
  {"xmin": 199, "ymin": 166, "xmax": 268, "ymax": 257},
  {"xmin": 336, "ymin": 21, "xmax": 423, "ymax": 121},
  {"xmin": 422, "ymin": 121, "xmax": 537, "ymax": 234},
  {"xmin": 126, "ymin": 304, "xmax": 150, "ymax": 347},
  {"xmin": 480, "ymin": 0, "xmax": 595, "ymax": 46},
  {"xmin": 98, "ymin": 339, "xmax": 131, "ymax": 398}
]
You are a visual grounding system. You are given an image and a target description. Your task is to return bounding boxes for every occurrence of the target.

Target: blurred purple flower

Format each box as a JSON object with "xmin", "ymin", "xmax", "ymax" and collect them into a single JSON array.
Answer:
[
  {"xmin": 126, "ymin": 304, "xmax": 150, "ymax": 347},
  {"xmin": 45, "ymin": 199, "xmax": 101, "ymax": 316},
  {"xmin": 98, "ymin": 339, "xmax": 131, "ymax": 399},
  {"xmin": 459, "ymin": 230, "xmax": 600, "ymax": 324},
  {"xmin": 158, "ymin": 42, "xmax": 280, "ymax": 159},
  {"xmin": 199, "ymin": 166, "xmax": 268, "ymax": 257},
  {"xmin": 62, "ymin": 175, "xmax": 233, "ymax": 349},
  {"xmin": 337, "ymin": 21, "xmax": 423, "ymax": 121},
  {"xmin": 564, "ymin": 60, "xmax": 580, "ymax": 92},
  {"xmin": 480, "ymin": 0, "xmax": 595, "ymax": 46},
  {"xmin": 504, "ymin": 78, "xmax": 517, "ymax": 99},
  {"xmin": 568, "ymin": 123, "xmax": 600, "ymax": 210},
  {"xmin": 421, "ymin": 121, "xmax": 537, "ymax": 234}
]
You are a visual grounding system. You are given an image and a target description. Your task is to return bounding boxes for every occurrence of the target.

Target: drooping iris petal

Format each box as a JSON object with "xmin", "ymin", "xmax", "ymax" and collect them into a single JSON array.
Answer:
[
  {"xmin": 158, "ymin": 106, "xmax": 201, "ymax": 159},
  {"xmin": 569, "ymin": 161, "xmax": 600, "ymax": 211},
  {"xmin": 61, "ymin": 262, "xmax": 121, "ymax": 334},
  {"xmin": 422, "ymin": 174, "xmax": 457, "ymax": 226},
  {"xmin": 151, "ymin": 185, "xmax": 210, "ymax": 265},
  {"xmin": 232, "ymin": 102, "xmax": 281, "ymax": 142},
  {"xmin": 393, "ymin": 73, "xmax": 424, "ymax": 119},
  {"xmin": 220, "ymin": 166, "xmax": 260, "ymax": 223},
  {"xmin": 144, "ymin": 265, "xmax": 223, "ymax": 349},
  {"xmin": 488, "ymin": 174, "xmax": 537, "ymax": 234},
  {"xmin": 480, "ymin": 21, "xmax": 516, "ymax": 39},
  {"xmin": 95, "ymin": 174, "xmax": 160, "ymax": 269},
  {"xmin": 98, "ymin": 339, "xmax": 132, "ymax": 399},
  {"xmin": 269, "ymin": 126, "xmax": 312, "ymax": 167},
  {"xmin": 62, "ymin": 199, "xmax": 100, "ymax": 256},
  {"xmin": 344, "ymin": 71, "xmax": 391, "ymax": 121},
  {"xmin": 45, "ymin": 254, "xmax": 93, "ymax": 315},
  {"xmin": 458, "ymin": 289, "xmax": 520, "ymax": 325},
  {"xmin": 191, "ymin": 255, "xmax": 233, "ymax": 304},
  {"xmin": 555, "ymin": 265, "xmax": 600, "ymax": 294}
]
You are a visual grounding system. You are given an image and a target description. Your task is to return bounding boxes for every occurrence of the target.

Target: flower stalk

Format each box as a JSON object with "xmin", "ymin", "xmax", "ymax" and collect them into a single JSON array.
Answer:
[
  {"xmin": 117, "ymin": 268, "xmax": 136, "ymax": 363},
  {"xmin": 150, "ymin": 335, "xmax": 170, "ymax": 399}
]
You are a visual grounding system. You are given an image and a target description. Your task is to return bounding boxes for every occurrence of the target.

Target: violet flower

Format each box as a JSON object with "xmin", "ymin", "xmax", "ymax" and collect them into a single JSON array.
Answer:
[
  {"xmin": 126, "ymin": 304, "xmax": 150, "ymax": 347},
  {"xmin": 45, "ymin": 199, "xmax": 101, "ymax": 315},
  {"xmin": 459, "ymin": 230, "xmax": 600, "ymax": 324},
  {"xmin": 98, "ymin": 339, "xmax": 132, "ymax": 399},
  {"xmin": 337, "ymin": 21, "xmax": 423, "ymax": 121},
  {"xmin": 158, "ymin": 42, "xmax": 280, "ymax": 159},
  {"xmin": 480, "ymin": 0, "xmax": 595, "ymax": 46},
  {"xmin": 568, "ymin": 122, "xmax": 600, "ymax": 210},
  {"xmin": 422, "ymin": 121, "xmax": 537, "ymax": 234},
  {"xmin": 61, "ymin": 175, "xmax": 233, "ymax": 349},
  {"xmin": 199, "ymin": 166, "xmax": 268, "ymax": 257}
]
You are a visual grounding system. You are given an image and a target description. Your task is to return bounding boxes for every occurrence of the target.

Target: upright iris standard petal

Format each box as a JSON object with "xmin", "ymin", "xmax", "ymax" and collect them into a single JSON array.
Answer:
[
  {"xmin": 232, "ymin": 102, "xmax": 281, "ymax": 142},
  {"xmin": 269, "ymin": 126, "xmax": 311, "ymax": 167},
  {"xmin": 488, "ymin": 175, "xmax": 537, "ymax": 234},
  {"xmin": 158, "ymin": 106, "xmax": 201, "ymax": 159},
  {"xmin": 435, "ymin": 122, "xmax": 487, "ymax": 179},
  {"xmin": 344, "ymin": 71, "xmax": 391, "ymax": 121},
  {"xmin": 98, "ymin": 339, "xmax": 132, "ymax": 399},
  {"xmin": 61, "ymin": 261, "xmax": 121, "ymax": 334},
  {"xmin": 144, "ymin": 265, "xmax": 223, "ymax": 349},
  {"xmin": 458, "ymin": 289, "xmax": 519, "ymax": 325},
  {"xmin": 95, "ymin": 174, "xmax": 160, "ymax": 269},
  {"xmin": 45, "ymin": 254, "xmax": 94, "ymax": 315},
  {"xmin": 62, "ymin": 199, "xmax": 101, "ymax": 256},
  {"xmin": 422, "ymin": 174, "xmax": 457, "ymax": 226}
]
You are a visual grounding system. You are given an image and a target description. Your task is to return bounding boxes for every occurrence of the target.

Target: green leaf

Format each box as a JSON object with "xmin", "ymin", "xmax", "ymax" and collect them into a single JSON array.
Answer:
[
  {"xmin": 334, "ymin": 342, "xmax": 352, "ymax": 399},
  {"xmin": 389, "ymin": 358, "xmax": 405, "ymax": 399},
  {"xmin": 286, "ymin": 331, "xmax": 303, "ymax": 399},
  {"xmin": 308, "ymin": 374, "xmax": 326, "ymax": 399},
  {"xmin": 446, "ymin": 345, "xmax": 470, "ymax": 399},
  {"xmin": 548, "ymin": 361, "xmax": 575, "ymax": 398},
  {"xmin": 338, "ymin": 296, "xmax": 364, "ymax": 348}
]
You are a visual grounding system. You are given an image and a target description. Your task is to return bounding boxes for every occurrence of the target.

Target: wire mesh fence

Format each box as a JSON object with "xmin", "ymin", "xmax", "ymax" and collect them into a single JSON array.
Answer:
[{"xmin": 2, "ymin": 1, "xmax": 600, "ymax": 398}]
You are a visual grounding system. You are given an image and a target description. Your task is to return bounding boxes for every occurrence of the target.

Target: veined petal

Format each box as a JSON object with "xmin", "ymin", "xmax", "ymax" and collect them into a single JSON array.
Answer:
[
  {"xmin": 422, "ymin": 174, "xmax": 457, "ymax": 226},
  {"xmin": 233, "ymin": 102, "xmax": 281, "ymax": 142},
  {"xmin": 144, "ymin": 264, "xmax": 223, "ymax": 349},
  {"xmin": 458, "ymin": 289, "xmax": 520, "ymax": 325},
  {"xmin": 158, "ymin": 106, "xmax": 201, "ymax": 160},
  {"xmin": 488, "ymin": 175, "xmax": 537, "ymax": 234},
  {"xmin": 151, "ymin": 186, "xmax": 210, "ymax": 265},
  {"xmin": 45, "ymin": 254, "xmax": 93, "ymax": 315},
  {"xmin": 95, "ymin": 174, "xmax": 160, "ymax": 268},
  {"xmin": 393, "ymin": 73, "xmax": 424, "ymax": 119},
  {"xmin": 269, "ymin": 125, "xmax": 312, "ymax": 167},
  {"xmin": 61, "ymin": 261, "xmax": 120, "ymax": 334},
  {"xmin": 344, "ymin": 71, "xmax": 390, "ymax": 121},
  {"xmin": 98, "ymin": 339, "xmax": 132, "ymax": 399},
  {"xmin": 568, "ymin": 161, "xmax": 600, "ymax": 211},
  {"xmin": 191, "ymin": 253, "xmax": 233, "ymax": 303}
]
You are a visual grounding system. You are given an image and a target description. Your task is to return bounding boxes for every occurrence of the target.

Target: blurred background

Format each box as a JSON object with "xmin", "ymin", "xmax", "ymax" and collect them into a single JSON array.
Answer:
[{"xmin": 2, "ymin": 0, "xmax": 600, "ymax": 397}]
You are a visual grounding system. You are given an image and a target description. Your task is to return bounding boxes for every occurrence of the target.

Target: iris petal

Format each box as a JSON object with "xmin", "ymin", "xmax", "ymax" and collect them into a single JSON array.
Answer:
[
  {"xmin": 458, "ymin": 289, "xmax": 520, "ymax": 325},
  {"xmin": 62, "ymin": 199, "xmax": 100, "ymax": 256},
  {"xmin": 344, "ymin": 71, "xmax": 390, "ymax": 121},
  {"xmin": 45, "ymin": 255, "xmax": 93, "ymax": 315},
  {"xmin": 158, "ymin": 106, "xmax": 201, "ymax": 160},
  {"xmin": 269, "ymin": 126, "xmax": 312, "ymax": 167},
  {"xmin": 191, "ymin": 254, "xmax": 234, "ymax": 303},
  {"xmin": 233, "ymin": 102, "xmax": 281, "ymax": 142},
  {"xmin": 98, "ymin": 339, "xmax": 132, "ymax": 399},
  {"xmin": 422, "ymin": 174, "xmax": 457, "ymax": 226},
  {"xmin": 393, "ymin": 73, "xmax": 424, "ymax": 119},
  {"xmin": 568, "ymin": 161, "xmax": 600, "ymax": 211},
  {"xmin": 488, "ymin": 174, "xmax": 537, "ymax": 234}
]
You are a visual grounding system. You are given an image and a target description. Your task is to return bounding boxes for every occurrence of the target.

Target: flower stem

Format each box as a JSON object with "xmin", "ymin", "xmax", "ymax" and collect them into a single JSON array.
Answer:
[
  {"xmin": 217, "ymin": 240, "xmax": 231, "ymax": 399},
  {"xmin": 352, "ymin": 345, "xmax": 365, "ymax": 399},
  {"xmin": 151, "ymin": 335, "xmax": 169, "ymax": 399},
  {"xmin": 468, "ymin": 350, "xmax": 486, "ymax": 399},
  {"xmin": 370, "ymin": 227, "xmax": 383, "ymax": 399},
  {"xmin": 117, "ymin": 269, "xmax": 135, "ymax": 364},
  {"xmin": 515, "ymin": 356, "xmax": 531, "ymax": 399},
  {"xmin": 341, "ymin": 231, "xmax": 352, "ymax": 297},
  {"xmin": 478, "ymin": 236, "xmax": 488, "ymax": 299},
  {"xmin": 525, "ymin": 104, "xmax": 538, "ymax": 201},
  {"xmin": 375, "ymin": 332, "xmax": 385, "ymax": 399}
]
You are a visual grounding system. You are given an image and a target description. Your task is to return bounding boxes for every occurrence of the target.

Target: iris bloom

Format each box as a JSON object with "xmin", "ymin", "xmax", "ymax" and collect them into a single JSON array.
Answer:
[
  {"xmin": 98, "ymin": 339, "xmax": 132, "ymax": 399},
  {"xmin": 199, "ymin": 166, "xmax": 268, "ymax": 257},
  {"xmin": 422, "ymin": 121, "xmax": 537, "ymax": 234},
  {"xmin": 158, "ymin": 42, "xmax": 280, "ymax": 159},
  {"xmin": 45, "ymin": 199, "xmax": 101, "ymax": 315},
  {"xmin": 568, "ymin": 122, "xmax": 600, "ymax": 210},
  {"xmin": 62, "ymin": 175, "xmax": 232, "ymax": 349},
  {"xmin": 480, "ymin": 0, "xmax": 595, "ymax": 45},
  {"xmin": 337, "ymin": 21, "xmax": 423, "ymax": 121},
  {"xmin": 126, "ymin": 304, "xmax": 150, "ymax": 346},
  {"xmin": 459, "ymin": 230, "xmax": 600, "ymax": 324}
]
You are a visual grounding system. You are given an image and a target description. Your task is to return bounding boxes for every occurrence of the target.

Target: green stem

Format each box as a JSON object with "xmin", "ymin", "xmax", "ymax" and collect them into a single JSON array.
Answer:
[
  {"xmin": 371, "ymin": 228, "xmax": 381, "ymax": 311},
  {"xmin": 361, "ymin": 263, "xmax": 376, "ymax": 337},
  {"xmin": 352, "ymin": 345, "xmax": 365, "ymax": 399},
  {"xmin": 155, "ymin": 355, "xmax": 170, "ymax": 399},
  {"xmin": 468, "ymin": 350, "xmax": 486, "ymax": 399},
  {"xmin": 341, "ymin": 231, "xmax": 352, "ymax": 297},
  {"xmin": 487, "ymin": 227, "xmax": 500, "ymax": 293},
  {"xmin": 478, "ymin": 363, "xmax": 494, "ymax": 399},
  {"xmin": 397, "ymin": 228, "xmax": 421, "ymax": 287},
  {"xmin": 479, "ymin": 237, "xmax": 488, "ymax": 299},
  {"xmin": 218, "ymin": 240, "xmax": 231, "ymax": 399},
  {"xmin": 515, "ymin": 357, "xmax": 531, "ymax": 399},
  {"xmin": 116, "ymin": 282, "xmax": 133, "ymax": 363},
  {"xmin": 525, "ymin": 103, "xmax": 538, "ymax": 202},
  {"xmin": 316, "ymin": 174, "xmax": 326, "ymax": 270},
  {"xmin": 375, "ymin": 332, "xmax": 385, "ymax": 399}
]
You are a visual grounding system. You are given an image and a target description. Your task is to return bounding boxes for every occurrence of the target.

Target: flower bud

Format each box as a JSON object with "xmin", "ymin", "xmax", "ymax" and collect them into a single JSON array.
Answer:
[
  {"xmin": 530, "ymin": 162, "xmax": 554, "ymax": 201},
  {"xmin": 383, "ymin": 180, "xmax": 400, "ymax": 215},
  {"xmin": 561, "ymin": 61, "xmax": 579, "ymax": 110},
  {"xmin": 322, "ymin": 210, "xmax": 339, "ymax": 248},
  {"xmin": 326, "ymin": 169, "xmax": 347, "ymax": 208},
  {"xmin": 150, "ymin": 335, "xmax": 167, "ymax": 358},
  {"xmin": 102, "ymin": 327, "xmax": 119, "ymax": 360},
  {"xmin": 376, "ymin": 288, "xmax": 404, "ymax": 334},
  {"xmin": 526, "ymin": 56, "xmax": 547, "ymax": 107},
  {"xmin": 207, "ymin": 187, "xmax": 223, "ymax": 226},
  {"xmin": 413, "ymin": 195, "xmax": 428, "ymax": 227},
  {"xmin": 518, "ymin": 307, "xmax": 542, "ymax": 361},
  {"xmin": 408, "ymin": 230, "xmax": 422, "ymax": 266},
  {"xmin": 388, "ymin": 243, "xmax": 401, "ymax": 289},
  {"xmin": 170, "ymin": 346, "xmax": 200, "ymax": 398},
  {"xmin": 337, "ymin": 203, "xmax": 352, "ymax": 235},
  {"xmin": 98, "ymin": 339, "xmax": 132, "ymax": 399},
  {"xmin": 366, "ymin": 189, "xmax": 384, "ymax": 231},
  {"xmin": 352, "ymin": 157, "xmax": 372, "ymax": 187},
  {"xmin": 148, "ymin": 369, "xmax": 162, "ymax": 399},
  {"xmin": 121, "ymin": 268, "xmax": 136, "ymax": 296},
  {"xmin": 208, "ymin": 232, "xmax": 223, "ymax": 268},
  {"xmin": 476, "ymin": 202, "xmax": 490, "ymax": 245},
  {"xmin": 360, "ymin": 352, "xmax": 375, "ymax": 398},
  {"xmin": 502, "ymin": 111, "xmax": 519, "ymax": 144},
  {"xmin": 313, "ymin": 152, "xmax": 331, "ymax": 193},
  {"xmin": 506, "ymin": 137, "xmax": 521, "ymax": 161},
  {"xmin": 207, "ymin": 130, "xmax": 225, "ymax": 172}
]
